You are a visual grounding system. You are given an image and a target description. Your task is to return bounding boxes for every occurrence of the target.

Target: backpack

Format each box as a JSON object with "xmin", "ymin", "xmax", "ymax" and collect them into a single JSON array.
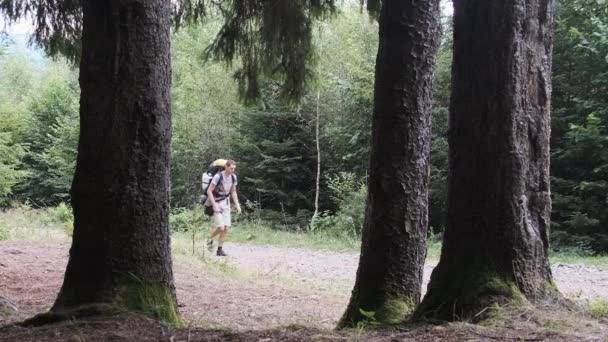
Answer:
[{"xmin": 200, "ymin": 159, "xmax": 235, "ymax": 215}]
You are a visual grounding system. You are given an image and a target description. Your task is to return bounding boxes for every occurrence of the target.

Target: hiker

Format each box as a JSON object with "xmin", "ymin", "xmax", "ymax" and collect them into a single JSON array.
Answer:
[{"xmin": 205, "ymin": 159, "xmax": 241, "ymax": 256}]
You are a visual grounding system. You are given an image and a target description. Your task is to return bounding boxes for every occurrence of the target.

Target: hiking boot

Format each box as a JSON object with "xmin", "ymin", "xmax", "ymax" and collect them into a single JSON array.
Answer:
[
  {"xmin": 216, "ymin": 247, "xmax": 227, "ymax": 257},
  {"xmin": 206, "ymin": 239, "xmax": 214, "ymax": 252}
]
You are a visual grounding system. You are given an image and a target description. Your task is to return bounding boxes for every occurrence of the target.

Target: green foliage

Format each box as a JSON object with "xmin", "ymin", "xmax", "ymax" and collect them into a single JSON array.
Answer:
[
  {"xmin": 49, "ymin": 202, "xmax": 73, "ymax": 223},
  {"xmin": 206, "ymin": 0, "xmax": 336, "ymax": 104},
  {"xmin": 170, "ymin": 20, "xmax": 242, "ymax": 207},
  {"xmin": 1, "ymin": 0, "xmax": 337, "ymax": 105},
  {"xmin": 0, "ymin": 53, "xmax": 79, "ymax": 206},
  {"xmin": 0, "ymin": 53, "xmax": 34, "ymax": 204},
  {"xmin": 589, "ymin": 299, "xmax": 608, "ymax": 319},
  {"xmin": 427, "ymin": 30, "xmax": 452, "ymax": 233},
  {"xmin": 0, "ymin": 131, "xmax": 26, "ymax": 200},
  {"xmin": 314, "ymin": 9, "xmax": 377, "ymax": 177},
  {"xmin": 552, "ymin": 114, "xmax": 608, "ymax": 250},
  {"xmin": 0, "ymin": 0, "xmax": 82, "ymax": 63},
  {"xmin": 14, "ymin": 64, "xmax": 79, "ymax": 205},
  {"xmin": 12, "ymin": 1, "xmax": 608, "ymax": 258},
  {"xmin": 357, "ymin": 308, "xmax": 380, "ymax": 328},
  {"xmin": 233, "ymin": 105, "xmax": 316, "ymax": 223},
  {"xmin": 169, "ymin": 6, "xmax": 380, "ymax": 228},
  {"xmin": 551, "ymin": 0, "xmax": 608, "ymax": 252},
  {"xmin": 551, "ymin": 230, "xmax": 598, "ymax": 257},
  {"xmin": 169, "ymin": 207, "xmax": 201, "ymax": 232},
  {"xmin": 310, "ymin": 172, "xmax": 366, "ymax": 236},
  {"xmin": 47, "ymin": 202, "xmax": 74, "ymax": 237},
  {"xmin": 429, "ymin": 107, "xmax": 449, "ymax": 233}
]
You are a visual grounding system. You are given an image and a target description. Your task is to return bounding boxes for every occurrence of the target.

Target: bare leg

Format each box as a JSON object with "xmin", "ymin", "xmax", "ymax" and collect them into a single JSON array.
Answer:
[
  {"xmin": 218, "ymin": 227, "xmax": 229, "ymax": 247},
  {"xmin": 209, "ymin": 227, "xmax": 222, "ymax": 240}
]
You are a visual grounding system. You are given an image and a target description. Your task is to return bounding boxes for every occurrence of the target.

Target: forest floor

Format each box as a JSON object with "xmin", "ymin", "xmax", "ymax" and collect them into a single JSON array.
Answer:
[{"xmin": 1, "ymin": 238, "xmax": 608, "ymax": 341}]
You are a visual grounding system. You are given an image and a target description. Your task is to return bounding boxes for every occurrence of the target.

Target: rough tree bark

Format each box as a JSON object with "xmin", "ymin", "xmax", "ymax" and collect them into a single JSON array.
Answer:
[
  {"xmin": 338, "ymin": 0, "xmax": 441, "ymax": 327},
  {"xmin": 415, "ymin": 0, "xmax": 556, "ymax": 321},
  {"xmin": 47, "ymin": 0, "xmax": 179, "ymax": 325}
]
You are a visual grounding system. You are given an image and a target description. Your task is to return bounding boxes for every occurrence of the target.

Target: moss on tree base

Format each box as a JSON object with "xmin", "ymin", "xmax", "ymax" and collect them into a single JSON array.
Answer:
[
  {"xmin": 116, "ymin": 280, "xmax": 183, "ymax": 328},
  {"xmin": 337, "ymin": 296, "xmax": 415, "ymax": 329}
]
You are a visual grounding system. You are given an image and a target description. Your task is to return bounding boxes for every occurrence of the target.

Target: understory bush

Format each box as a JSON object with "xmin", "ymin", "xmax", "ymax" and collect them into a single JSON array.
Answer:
[
  {"xmin": 310, "ymin": 172, "xmax": 366, "ymax": 236},
  {"xmin": 551, "ymin": 230, "xmax": 598, "ymax": 257},
  {"xmin": 169, "ymin": 207, "xmax": 205, "ymax": 232},
  {"xmin": 52, "ymin": 202, "xmax": 74, "ymax": 237},
  {"xmin": 589, "ymin": 299, "xmax": 608, "ymax": 319}
]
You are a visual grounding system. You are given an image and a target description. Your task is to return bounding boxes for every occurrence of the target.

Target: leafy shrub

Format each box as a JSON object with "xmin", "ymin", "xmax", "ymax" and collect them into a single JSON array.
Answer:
[
  {"xmin": 310, "ymin": 172, "xmax": 366, "ymax": 235},
  {"xmin": 44, "ymin": 203, "xmax": 74, "ymax": 237},
  {"xmin": 309, "ymin": 211, "xmax": 344, "ymax": 234},
  {"xmin": 51, "ymin": 202, "xmax": 73, "ymax": 223},
  {"xmin": 590, "ymin": 299, "xmax": 608, "ymax": 319},
  {"xmin": 169, "ymin": 206, "xmax": 206, "ymax": 233},
  {"xmin": 551, "ymin": 230, "xmax": 597, "ymax": 257},
  {"xmin": 0, "ymin": 132, "xmax": 26, "ymax": 201},
  {"xmin": 170, "ymin": 208, "xmax": 194, "ymax": 232}
]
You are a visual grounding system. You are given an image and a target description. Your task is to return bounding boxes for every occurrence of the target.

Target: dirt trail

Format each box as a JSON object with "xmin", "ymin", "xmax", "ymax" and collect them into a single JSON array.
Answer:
[
  {"xmin": 1, "ymin": 240, "xmax": 608, "ymax": 331},
  {"xmin": 225, "ymin": 243, "xmax": 608, "ymax": 300}
]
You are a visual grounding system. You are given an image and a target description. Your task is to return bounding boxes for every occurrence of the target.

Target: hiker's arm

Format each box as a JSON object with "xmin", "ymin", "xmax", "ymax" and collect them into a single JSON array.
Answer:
[
  {"xmin": 230, "ymin": 186, "xmax": 241, "ymax": 214},
  {"xmin": 207, "ymin": 183, "xmax": 220, "ymax": 212}
]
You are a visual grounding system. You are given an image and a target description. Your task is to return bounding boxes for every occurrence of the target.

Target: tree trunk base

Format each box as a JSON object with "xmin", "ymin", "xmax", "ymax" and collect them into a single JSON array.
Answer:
[
  {"xmin": 414, "ymin": 272, "xmax": 527, "ymax": 322},
  {"xmin": 26, "ymin": 281, "xmax": 182, "ymax": 328},
  {"xmin": 20, "ymin": 304, "xmax": 118, "ymax": 327},
  {"xmin": 414, "ymin": 271, "xmax": 562, "ymax": 322}
]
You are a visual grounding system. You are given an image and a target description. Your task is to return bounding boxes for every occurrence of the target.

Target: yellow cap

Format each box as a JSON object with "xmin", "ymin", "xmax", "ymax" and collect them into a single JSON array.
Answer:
[{"xmin": 213, "ymin": 159, "xmax": 227, "ymax": 167}]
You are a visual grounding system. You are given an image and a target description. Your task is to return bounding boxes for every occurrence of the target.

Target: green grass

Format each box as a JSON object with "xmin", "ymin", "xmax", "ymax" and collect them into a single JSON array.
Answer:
[
  {"xmin": 426, "ymin": 234, "xmax": 442, "ymax": 261},
  {"xmin": 172, "ymin": 212, "xmax": 361, "ymax": 252},
  {"xmin": 0, "ymin": 205, "xmax": 67, "ymax": 241},
  {"xmin": 549, "ymin": 251, "xmax": 608, "ymax": 266},
  {"xmin": 589, "ymin": 299, "xmax": 608, "ymax": 319},
  {"xmin": 229, "ymin": 221, "xmax": 361, "ymax": 252}
]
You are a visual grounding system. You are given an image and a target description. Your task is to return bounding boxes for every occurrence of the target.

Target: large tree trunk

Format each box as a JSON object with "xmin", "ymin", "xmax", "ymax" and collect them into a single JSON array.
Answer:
[
  {"xmin": 415, "ymin": 0, "xmax": 556, "ymax": 321},
  {"xmin": 338, "ymin": 0, "xmax": 441, "ymax": 327},
  {"xmin": 50, "ymin": 0, "xmax": 179, "ymax": 325}
]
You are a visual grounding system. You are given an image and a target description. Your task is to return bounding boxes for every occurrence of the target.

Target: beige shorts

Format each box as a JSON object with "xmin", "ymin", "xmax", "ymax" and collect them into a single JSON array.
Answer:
[{"xmin": 213, "ymin": 199, "xmax": 231, "ymax": 229}]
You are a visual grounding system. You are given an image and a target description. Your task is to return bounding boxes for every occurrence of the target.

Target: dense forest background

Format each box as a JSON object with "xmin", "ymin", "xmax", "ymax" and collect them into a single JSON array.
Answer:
[{"xmin": 0, "ymin": 0, "xmax": 606, "ymax": 252}]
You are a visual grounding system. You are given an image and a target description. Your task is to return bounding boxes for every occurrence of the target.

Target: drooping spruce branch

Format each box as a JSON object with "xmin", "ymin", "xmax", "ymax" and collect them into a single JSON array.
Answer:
[
  {"xmin": 172, "ymin": 0, "xmax": 208, "ymax": 30},
  {"xmin": 204, "ymin": 0, "xmax": 336, "ymax": 104},
  {"xmin": 0, "ymin": 0, "xmax": 82, "ymax": 63},
  {"xmin": 1, "ymin": 0, "xmax": 337, "ymax": 104}
]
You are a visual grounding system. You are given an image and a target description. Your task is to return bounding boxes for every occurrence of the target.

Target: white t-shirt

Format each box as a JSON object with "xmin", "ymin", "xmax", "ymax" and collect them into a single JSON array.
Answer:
[{"xmin": 211, "ymin": 171, "xmax": 237, "ymax": 201}]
